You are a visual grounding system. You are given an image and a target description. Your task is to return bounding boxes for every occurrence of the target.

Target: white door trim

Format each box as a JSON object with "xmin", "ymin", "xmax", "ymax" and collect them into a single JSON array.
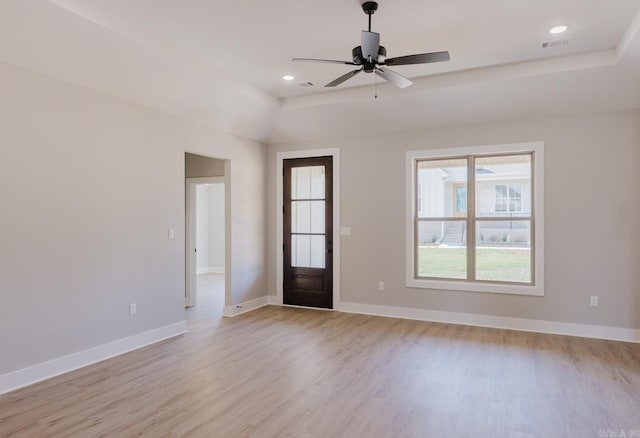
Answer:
[
  {"xmin": 185, "ymin": 176, "xmax": 225, "ymax": 308},
  {"xmin": 276, "ymin": 148, "xmax": 341, "ymax": 309}
]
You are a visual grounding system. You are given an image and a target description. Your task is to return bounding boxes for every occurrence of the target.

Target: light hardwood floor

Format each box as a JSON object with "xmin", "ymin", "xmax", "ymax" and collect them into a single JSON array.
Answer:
[{"xmin": 1, "ymin": 276, "xmax": 639, "ymax": 437}]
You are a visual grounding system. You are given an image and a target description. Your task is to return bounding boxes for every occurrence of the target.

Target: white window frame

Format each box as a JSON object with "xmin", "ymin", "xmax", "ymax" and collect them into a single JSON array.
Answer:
[{"xmin": 405, "ymin": 142, "xmax": 544, "ymax": 296}]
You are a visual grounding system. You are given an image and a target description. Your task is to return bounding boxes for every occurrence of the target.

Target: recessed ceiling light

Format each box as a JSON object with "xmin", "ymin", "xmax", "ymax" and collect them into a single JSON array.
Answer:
[
  {"xmin": 549, "ymin": 25, "xmax": 568, "ymax": 34},
  {"xmin": 282, "ymin": 75, "xmax": 295, "ymax": 81}
]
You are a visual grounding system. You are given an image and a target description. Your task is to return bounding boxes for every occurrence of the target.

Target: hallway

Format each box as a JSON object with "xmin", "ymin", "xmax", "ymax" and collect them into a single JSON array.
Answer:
[{"xmin": 187, "ymin": 273, "xmax": 225, "ymax": 322}]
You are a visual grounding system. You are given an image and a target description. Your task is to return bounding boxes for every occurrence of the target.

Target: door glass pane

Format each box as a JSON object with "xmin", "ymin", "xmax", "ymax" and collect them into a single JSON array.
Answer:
[
  {"xmin": 292, "ymin": 234, "xmax": 310, "ymax": 267},
  {"xmin": 289, "ymin": 164, "xmax": 326, "ymax": 269},
  {"xmin": 476, "ymin": 220, "xmax": 531, "ymax": 283},
  {"xmin": 416, "ymin": 221, "xmax": 467, "ymax": 279},
  {"xmin": 417, "ymin": 158, "xmax": 467, "ymax": 218},
  {"xmin": 292, "ymin": 235, "xmax": 325, "ymax": 268},
  {"xmin": 310, "ymin": 235, "xmax": 325, "ymax": 268},
  {"xmin": 476, "ymin": 154, "xmax": 531, "ymax": 217},
  {"xmin": 292, "ymin": 166, "xmax": 325, "ymax": 200},
  {"xmin": 292, "ymin": 201, "xmax": 325, "ymax": 234}
]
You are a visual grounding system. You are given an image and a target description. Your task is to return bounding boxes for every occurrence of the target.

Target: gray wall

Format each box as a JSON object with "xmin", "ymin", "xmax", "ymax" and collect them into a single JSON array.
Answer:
[
  {"xmin": 267, "ymin": 110, "xmax": 640, "ymax": 329},
  {"xmin": 185, "ymin": 153, "xmax": 225, "ymax": 178},
  {"xmin": 0, "ymin": 61, "xmax": 267, "ymax": 375}
]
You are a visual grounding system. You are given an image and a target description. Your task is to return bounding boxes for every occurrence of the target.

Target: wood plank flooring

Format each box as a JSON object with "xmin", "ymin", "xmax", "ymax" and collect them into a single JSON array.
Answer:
[{"xmin": 1, "ymin": 276, "xmax": 639, "ymax": 437}]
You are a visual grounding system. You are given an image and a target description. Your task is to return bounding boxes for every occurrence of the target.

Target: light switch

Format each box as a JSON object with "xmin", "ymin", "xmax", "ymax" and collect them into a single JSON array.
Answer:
[
  {"xmin": 341, "ymin": 227, "xmax": 351, "ymax": 236},
  {"xmin": 168, "ymin": 228, "xmax": 175, "ymax": 240}
]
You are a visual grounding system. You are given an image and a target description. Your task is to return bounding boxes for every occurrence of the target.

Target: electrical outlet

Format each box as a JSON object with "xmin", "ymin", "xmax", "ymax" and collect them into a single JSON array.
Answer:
[
  {"xmin": 590, "ymin": 296, "xmax": 598, "ymax": 307},
  {"xmin": 129, "ymin": 303, "xmax": 137, "ymax": 315},
  {"xmin": 378, "ymin": 281, "xmax": 385, "ymax": 291}
]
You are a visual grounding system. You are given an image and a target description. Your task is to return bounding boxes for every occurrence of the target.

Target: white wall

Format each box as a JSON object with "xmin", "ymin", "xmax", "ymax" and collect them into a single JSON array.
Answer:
[
  {"xmin": 207, "ymin": 184, "xmax": 225, "ymax": 271},
  {"xmin": 196, "ymin": 184, "xmax": 225, "ymax": 273},
  {"xmin": 267, "ymin": 110, "xmax": 640, "ymax": 330},
  {"xmin": 196, "ymin": 185, "xmax": 210, "ymax": 270},
  {"xmin": 0, "ymin": 61, "xmax": 266, "ymax": 375}
]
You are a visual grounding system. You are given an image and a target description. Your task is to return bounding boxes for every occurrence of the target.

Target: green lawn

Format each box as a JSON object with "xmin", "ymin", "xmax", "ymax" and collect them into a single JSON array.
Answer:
[{"xmin": 418, "ymin": 246, "xmax": 531, "ymax": 283}]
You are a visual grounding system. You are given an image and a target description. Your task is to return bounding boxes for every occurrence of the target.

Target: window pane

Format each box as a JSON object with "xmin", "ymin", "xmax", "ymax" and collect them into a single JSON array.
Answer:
[
  {"xmin": 417, "ymin": 221, "xmax": 467, "ymax": 279},
  {"xmin": 292, "ymin": 166, "xmax": 324, "ymax": 200},
  {"xmin": 292, "ymin": 201, "xmax": 325, "ymax": 234},
  {"xmin": 495, "ymin": 184, "xmax": 507, "ymax": 212},
  {"xmin": 292, "ymin": 234, "xmax": 325, "ymax": 268},
  {"xmin": 476, "ymin": 154, "xmax": 532, "ymax": 217},
  {"xmin": 417, "ymin": 158, "xmax": 467, "ymax": 218},
  {"xmin": 476, "ymin": 221, "xmax": 531, "ymax": 283}
]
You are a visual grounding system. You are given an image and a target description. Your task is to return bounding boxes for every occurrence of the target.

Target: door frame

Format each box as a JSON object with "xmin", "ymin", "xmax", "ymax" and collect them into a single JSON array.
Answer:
[
  {"xmin": 276, "ymin": 148, "xmax": 341, "ymax": 309},
  {"xmin": 185, "ymin": 176, "xmax": 226, "ymax": 308}
]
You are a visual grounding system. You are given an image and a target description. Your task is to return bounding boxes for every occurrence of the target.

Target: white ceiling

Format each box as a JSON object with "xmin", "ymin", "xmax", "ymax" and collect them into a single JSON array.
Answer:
[
  {"xmin": 49, "ymin": 0, "xmax": 640, "ymax": 97},
  {"xmin": 1, "ymin": 0, "xmax": 639, "ymax": 143},
  {"xmin": 273, "ymin": 62, "xmax": 640, "ymax": 143}
]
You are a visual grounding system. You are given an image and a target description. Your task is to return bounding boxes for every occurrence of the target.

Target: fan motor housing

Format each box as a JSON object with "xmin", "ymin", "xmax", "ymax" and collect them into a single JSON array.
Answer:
[{"xmin": 352, "ymin": 45, "xmax": 386, "ymax": 72}]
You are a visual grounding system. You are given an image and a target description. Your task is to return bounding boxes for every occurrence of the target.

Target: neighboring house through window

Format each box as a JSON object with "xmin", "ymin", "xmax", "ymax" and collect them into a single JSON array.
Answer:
[{"xmin": 406, "ymin": 142, "xmax": 544, "ymax": 296}]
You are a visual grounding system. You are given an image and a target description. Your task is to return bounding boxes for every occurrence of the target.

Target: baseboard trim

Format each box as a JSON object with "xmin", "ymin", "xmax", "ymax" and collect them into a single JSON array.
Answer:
[
  {"xmin": 281, "ymin": 304, "xmax": 334, "ymax": 312},
  {"xmin": 217, "ymin": 294, "xmax": 640, "ymax": 343},
  {"xmin": 338, "ymin": 302, "xmax": 640, "ymax": 344},
  {"xmin": 223, "ymin": 296, "xmax": 271, "ymax": 317},
  {"xmin": 0, "ymin": 321, "xmax": 188, "ymax": 395},
  {"xmin": 197, "ymin": 266, "xmax": 225, "ymax": 275}
]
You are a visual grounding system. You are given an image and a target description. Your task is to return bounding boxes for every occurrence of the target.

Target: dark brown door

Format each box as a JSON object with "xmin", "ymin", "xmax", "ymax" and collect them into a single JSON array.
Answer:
[{"xmin": 283, "ymin": 156, "xmax": 333, "ymax": 309}]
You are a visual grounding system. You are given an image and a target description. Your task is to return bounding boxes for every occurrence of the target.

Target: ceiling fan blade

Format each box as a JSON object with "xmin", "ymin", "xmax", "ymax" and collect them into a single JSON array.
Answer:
[
  {"xmin": 374, "ymin": 67, "xmax": 413, "ymax": 89},
  {"xmin": 292, "ymin": 58, "xmax": 357, "ymax": 65},
  {"xmin": 384, "ymin": 51, "xmax": 450, "ymax": 66},
  {"xmin": 361, "ymin": 31, "xmax": 380, "ymax": 62},
  {"xmin": 325, "ymin": 68, "xmax": 363, "ymax": 87}
]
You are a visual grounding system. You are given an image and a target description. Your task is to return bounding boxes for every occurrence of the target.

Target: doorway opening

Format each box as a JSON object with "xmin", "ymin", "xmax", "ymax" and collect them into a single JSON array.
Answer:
[{"xmin": 185, "ymin": 153, "xmax": 229, "ymax": 315}]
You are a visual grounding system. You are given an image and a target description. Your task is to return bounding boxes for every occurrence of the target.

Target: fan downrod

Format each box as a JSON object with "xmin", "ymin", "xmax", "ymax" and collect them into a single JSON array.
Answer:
[{"xmin": 362, "ymin": 1, "xmax": 378, "ymax": 31}]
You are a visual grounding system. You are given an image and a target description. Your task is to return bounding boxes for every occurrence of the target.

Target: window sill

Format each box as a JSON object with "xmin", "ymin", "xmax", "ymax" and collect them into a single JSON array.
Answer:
[{"xmin": 406, "ymin": 278, "xmax": 544, "ymax": 296}]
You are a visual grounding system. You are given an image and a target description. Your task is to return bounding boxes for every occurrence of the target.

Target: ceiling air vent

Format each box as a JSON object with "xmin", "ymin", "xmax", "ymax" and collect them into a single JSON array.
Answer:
[
  {"xmin": 299, "ymin": 82, "xmax": 315, "ymax": 87},
  {"xmin": 541, "ymin": 38, "xmax": 571, "ymax": 49}
]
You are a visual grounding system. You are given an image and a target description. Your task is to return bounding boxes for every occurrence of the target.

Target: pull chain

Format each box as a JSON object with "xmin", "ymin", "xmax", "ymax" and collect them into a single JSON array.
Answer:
[{"xmin": 374, "ymin": 74, "xmax": 378, "ymax": 99}]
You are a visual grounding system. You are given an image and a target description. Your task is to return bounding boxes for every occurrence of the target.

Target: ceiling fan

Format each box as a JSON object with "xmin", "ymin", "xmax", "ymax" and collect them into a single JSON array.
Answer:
[{"xmin": 292, "ymin": 1, "xmax": 450, "ymax": 89}]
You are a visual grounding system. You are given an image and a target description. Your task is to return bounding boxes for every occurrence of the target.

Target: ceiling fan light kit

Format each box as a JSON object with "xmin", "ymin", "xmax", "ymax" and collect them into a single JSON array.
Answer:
[{"xmin": 292, "ymin": 1, "xmax": 450, "ymax": 89}]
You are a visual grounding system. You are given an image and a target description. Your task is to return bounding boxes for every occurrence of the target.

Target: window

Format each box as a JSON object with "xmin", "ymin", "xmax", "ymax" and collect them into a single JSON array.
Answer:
[
  {"xmin": 406, "ymin": 143, "xmax": 544, "ymax": 296},
  {"xmin": 495, "ymin": 184, "xmax": 522, "ymax": 213}
]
